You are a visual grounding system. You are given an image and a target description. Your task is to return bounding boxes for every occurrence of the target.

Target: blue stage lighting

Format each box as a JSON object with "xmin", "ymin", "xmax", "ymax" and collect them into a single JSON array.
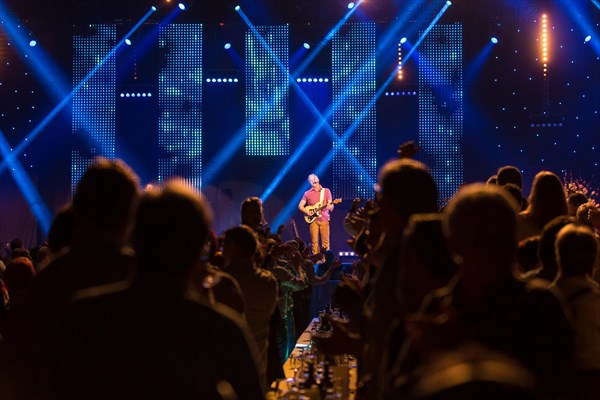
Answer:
[
  {"xmin": 446, "ymin": 0, "xmax": 452, "ymax": 5},
  {"xmin": 348, "ymin": 2, "xmax": 355, "ymax": 9},
  {"xmin": 491, "ymin": 37, "xmax": 498, "ymax": 44},
  {"xmin": 400, "ymin": 37, "xmax": 407, "ymax": 44},
  {"xmin": 585, "ymin": 35, "xmax": 592, "ymax": 43},
  {"xmin": 224, "ymin": 42, "xmax": 232, "ymax": 49},
  {"xmin": 28, "ymin": 40, "xmax": 37, "ymax": 47},
  {"xmin": 125, "ymin": 38, "xmax": 132, "ymax": 45},
  {"xmin": 178, "ymin": 3, "xmax": 186, "ymax": 10},
  {"xmin": 151, "ymin": 6, "xmax": 157, "ymax": 11},
  {"xmin": 235, "ymin": 5, "xmax": 241, "ymax": 11},
  {"xmin": 303, "ymin": 42, "xmax": 310, "ymax": 49}
]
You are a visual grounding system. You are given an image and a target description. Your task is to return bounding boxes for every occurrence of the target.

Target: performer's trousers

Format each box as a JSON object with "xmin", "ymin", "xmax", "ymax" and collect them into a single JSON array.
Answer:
[{"xmin": 309, "ymin": 220, "xmax": 330, "ymax": 254}]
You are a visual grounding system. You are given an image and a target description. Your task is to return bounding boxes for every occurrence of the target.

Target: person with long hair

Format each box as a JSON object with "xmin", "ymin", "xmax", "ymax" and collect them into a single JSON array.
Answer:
[{"xmin": 517, "ymin": 171, "xmax": 568, "ymax": 241}]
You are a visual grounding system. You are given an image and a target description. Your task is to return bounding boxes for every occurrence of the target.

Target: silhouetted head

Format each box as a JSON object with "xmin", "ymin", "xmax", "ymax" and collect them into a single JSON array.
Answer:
[
  {"xmin": 556, "ymin": 224, "xmax": 598, "ymax": 277},
  {"xmin": 73, "ymin": 157, "xmax": 140, "ymax": 234},
  {"xmin": 537, "ymin": 215, "xmax": 573, "ymax": 282},
  {"xmin": 223, "ymin": 225, "xmax": 259, "ymax": 266},
  {"xmin": 240, "ymin": 196, "xmax": 264, "ymax": 230},
  {"xmin": 133, "ymin": 180, "xmax": 212, "ymax": 275},
  {"xmin": 377, "ymin": 158, "xmax": 438, "ymax": 233},
  {"xmin": 502, "ymin": 183, "xmax": 523, "ymax": 212},
  {"xmin": 444, "ymin": 184, "xmax": 517, "ymax": 274},
  {"xmin": 47, "ymin": 205, "xmax": 76, "ymax": 254},
  {"xmin": 497, "ymin": 165, "xmax": 523, "ymax": 188},
  {"xmin": 527, "ymin": 171, "xmax": 568, "ymax": 231},
  {"xmin": 567, "ymin": 192, "xmax": 588, "ymax": 217}
]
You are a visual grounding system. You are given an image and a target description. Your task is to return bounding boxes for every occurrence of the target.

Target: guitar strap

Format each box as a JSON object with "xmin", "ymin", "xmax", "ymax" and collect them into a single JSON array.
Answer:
[{"xmin": 319, "ymin": 188, "xmax": 325, "ymax": 206}]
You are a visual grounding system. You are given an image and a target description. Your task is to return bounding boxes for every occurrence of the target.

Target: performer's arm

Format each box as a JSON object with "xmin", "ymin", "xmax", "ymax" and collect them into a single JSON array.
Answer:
[
  {"xmin": 298, "ymin": 198, "xmax": 309, "ymax": 215},
  {"xmin": 326, "ymin": 189, "xmax": 335, "ymax": 211}
]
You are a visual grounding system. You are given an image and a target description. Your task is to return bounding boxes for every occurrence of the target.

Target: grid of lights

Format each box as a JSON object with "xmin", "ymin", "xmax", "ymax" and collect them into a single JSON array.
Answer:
[
  {"xmin": 397, "ymin": 40, "xmax": 404, "ymax": 80},
  {"xmin": 541, "ymin": 14, "xmax": 549, "ymax": 78},
  {"xmin": 418, "ymin": 24, "xmax": 464, "ymax": 204},
  {"xmin": 245, "ymin": 25, "xmax": 290, "ymax": 156},
  {"xmin": 332, "ymin": 23, "xmax": 377, "ymax": 199},
  {"xmin": 158, "ymin": 24, "xmax": 203, "ymax": 189},
  {"xmin": 385, "ymin": 91, "xmax": 417, "ymax": 96},
  {"xmin": 71, "ymin": 24, "xmax": 117, "ymax": 194},
  {"xmin": 296, "ymin": 77, "xmax": 330, "ymax": 83},
  {"xmin": 205, "ymin": 78, "xmax": 239, "ymax": 83},
  {"xmin": 119, "ymin": 92, "xmax": 153, "ymax": 97}
]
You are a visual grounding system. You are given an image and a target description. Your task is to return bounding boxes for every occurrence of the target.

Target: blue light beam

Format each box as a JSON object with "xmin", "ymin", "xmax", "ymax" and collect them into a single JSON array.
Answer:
[{"xmin": 0, "ymin": 6, "xmax": 157, "ymax": 172}]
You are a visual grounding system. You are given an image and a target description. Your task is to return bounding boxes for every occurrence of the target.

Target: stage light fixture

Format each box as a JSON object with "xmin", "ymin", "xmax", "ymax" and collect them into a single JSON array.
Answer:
[
  {"xmin": 178, "ymin": 3, "xmax": 186, "ymax": 10},
  {"xmin": 234, "ymin": 5, "xmax": 240, "ymax": 11},
  {"xmin": 400, "ymin": 37, "xmax": 407, "ymax": 44},
  {"xmin": 29, "ymin": 40, "xmax": 37, "ymax": 47},
  {"xmin": 348, "ymin": 2, "xmax": 355, "ymax": 9},
  {"xmin": 303, "ymin": 42, "xmax": 310, "ymax": 49},
  {"xmin": 491, "ymin": 37, "xmax": 498, "ymax": 44},
  {"xmin": 125, "ymin": 38, "xmax": 132, "ymax": 45},
  {"xmin": 224, "ymin": 42, "xmax": 231, "ymax": 49},
  {"xmin": 585, "ymin": 35, "xmax": 592, "ymax": 42}
]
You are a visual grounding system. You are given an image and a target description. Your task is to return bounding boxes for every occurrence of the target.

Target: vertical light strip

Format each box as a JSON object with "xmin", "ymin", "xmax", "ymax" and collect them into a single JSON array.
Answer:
[
  {"xmin": 245, "ymin": 25, "xmax": 289, "ymax": 156},
  {"xmin": 71, "ymin": 24, "xmax": 117, "ymax": 194},
  {"xmin": 418, "ymin": 23, "xmax": 463, "ymax": 204},
  {"xmin": 158, "ymin": 24, "xmax": 203, "ymax": 189},
  {"xmin": 332, "ymin": 23, "xmax": 377, "ymax": 199}
]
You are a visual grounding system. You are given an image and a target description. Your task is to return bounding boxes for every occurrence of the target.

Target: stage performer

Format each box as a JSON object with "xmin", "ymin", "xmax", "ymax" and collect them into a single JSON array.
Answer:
[{"xmin": 298, "ymin": 174, "xmax": 335, "ymax": 255}]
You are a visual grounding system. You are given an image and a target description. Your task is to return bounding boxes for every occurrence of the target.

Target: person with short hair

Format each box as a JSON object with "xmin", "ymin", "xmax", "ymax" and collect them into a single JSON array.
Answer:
[
  {"xmin": 298, "ymin": 174, "xmax": 335, "ymax": 255},
  {"xmin": 55, "ymin": 180, "xmax": 264, "ymax": 400}
]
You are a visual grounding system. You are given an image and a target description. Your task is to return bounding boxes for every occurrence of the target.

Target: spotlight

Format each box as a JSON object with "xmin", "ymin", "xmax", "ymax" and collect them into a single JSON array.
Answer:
[
  {"xmin": 125, "ymin": 38, "xmax": 132, "ymax": 46},
  {"xmin": 234, "ymin": 5, "xmax": 240, "ymax": 11},
  {"xmin": 151, "ymin": 6, "xmax": 157, "ymax": 11},
  {"xmin": 224, "ymin": 43, "xmax": 231, "ymax": 50},
  {"xmin": 491, "ymin": 37, "xmax": 498, "ymax": 44},
  {"xmin": 446, "ymin": 0, "xmax": 452, "ymax": 5},
  {"xmin": 178, "ymin": 3, "xmax": 186, "ymax": 10},
  {"xmin": 29, "ymin": 40, "xmax": 37, "ymax": 47},
  {"xmin": 348, "ymin": 2, "xmax": 355, "ymax": 9},
  {"xmin": 585, "ymin": 35, "xmax": 592, "ymax": 43},
  {"xmin": 303, "ymin": 42, "xmax": 310, "ymax": 49},
  {"xmin": 400, "ymin": 37, "xmax": 407, "ymax": 44}
]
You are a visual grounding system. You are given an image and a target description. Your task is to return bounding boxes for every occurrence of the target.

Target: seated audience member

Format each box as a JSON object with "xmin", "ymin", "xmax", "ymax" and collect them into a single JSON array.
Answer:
[
  {"xmin": 46, "ymin": 205, "xmax": 76, "ymax": 258},
  {"xmin": 486, "ymin": 174, "xmax": 498, "ymax": 186},
  {"xmin": 223, "ymin": 225, "xmax": 278, "ymax": 387},
  {"xmin": 193, "ymin": 229, "xmax": 245, "ymax": 315},
  {"xmin": 535, "ymin": 216, "xmax": 575, "ymax": 283},
  {"xmin": 55, "ymin": 180, "xmax": 264, "ymax": 400},
  {"xmin": 555, "ymin": 224, "xmax": 600, "ymax": 400},
  {"xmin": 516, "ymin": 236, "xmax": 541, "ymax": 278},
  {"xmin": 517, "ymin": 171, "xmax": 568, "ymax": 241},
  {"xmin": 497, "ymin": 165, "xmax": 527, "ymax": 210},
  {"xmin": 576, "ymin": 202, "xmax": 600, "ymax": 234},
  {"xmin": 568, "ymin": 192, "xmax": 589, "ymax": 217},
  {"xmin": 26, "ymin": 157, "xmax": 140, "ymax": 396},
  {"xmin": 402, "ymin": 184, "xmax": 572, "ymax": 399},
  {"xmin": 0, "ymin": 253, "xmax": 36, "ymax": 399},
  {"xmin": 502, "ymin": 183, "xmax": 524, "ymax": 213}
]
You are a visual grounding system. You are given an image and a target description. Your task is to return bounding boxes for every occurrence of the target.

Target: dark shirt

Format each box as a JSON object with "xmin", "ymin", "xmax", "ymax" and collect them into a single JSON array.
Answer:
[{"xmin": 55, "ymin": 279, "xmax": 264, "ymax": 400}]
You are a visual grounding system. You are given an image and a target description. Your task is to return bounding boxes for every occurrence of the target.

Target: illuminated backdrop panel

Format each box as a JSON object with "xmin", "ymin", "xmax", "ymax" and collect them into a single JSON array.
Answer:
[
  {"xmin": 245, "ymin": 25, "xmax": 290, "ymax": 156},
  {"xmin": 71, "ymin": 24, "xmax": 117, "ymax": 193},
  {"xmin": 158, "ymin": 23, "xmax": 203, "ymax": 189},
  {"xmin": 332, "ymin": 22, "xmax": 377, "ymax": 199},
  {"xmin": 418, "ymin": 23, "xmax": 464, "ymax": 204}
]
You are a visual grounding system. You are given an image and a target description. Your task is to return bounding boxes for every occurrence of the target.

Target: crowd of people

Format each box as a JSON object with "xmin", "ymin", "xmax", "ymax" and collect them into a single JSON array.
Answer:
[{"xmin": 0, "ymin": 146, "xmax": 599, "ymax": 399}]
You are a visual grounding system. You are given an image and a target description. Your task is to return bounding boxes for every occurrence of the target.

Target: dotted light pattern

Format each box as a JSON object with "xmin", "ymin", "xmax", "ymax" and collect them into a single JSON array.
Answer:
[
  {"xmin": 158, "ymin": 24, "xmax": 203, "ymax": 189},
  {"xmin": 245, "ymin": 25, "xmax": 290, "ymax": 156},
  {"xmin": 418, "ymin": 24, "xmax": 464, "ymax": 204},
  {"xmin": 332, "ymin": 23, "xmax": 377, "ymax": 199},
  {"xmin": 398, "ymin": 40, "xmax": 404, "ymax": 80},
  {"xmin": 71, "ymin": 24, "xmax": 117, "ymax": 194}
]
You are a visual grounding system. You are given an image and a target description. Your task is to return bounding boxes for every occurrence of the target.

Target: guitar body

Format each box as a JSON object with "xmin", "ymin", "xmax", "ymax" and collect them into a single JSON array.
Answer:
[{"xmin": 303, "ymin": 199, "xmax": 342, "ymax": 223}]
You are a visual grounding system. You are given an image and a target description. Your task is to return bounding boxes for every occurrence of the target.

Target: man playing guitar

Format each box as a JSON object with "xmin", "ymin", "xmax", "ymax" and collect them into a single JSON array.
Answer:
[{"xmin": 298, "ymin": 174, "xmax": 336, "ymax": 255}]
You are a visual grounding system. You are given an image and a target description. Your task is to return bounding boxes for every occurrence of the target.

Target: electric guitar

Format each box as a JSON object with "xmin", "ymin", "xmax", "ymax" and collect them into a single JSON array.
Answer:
[{"xmin": 304, "ymin": 198, "xmax": 342, "ymax": 223}]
